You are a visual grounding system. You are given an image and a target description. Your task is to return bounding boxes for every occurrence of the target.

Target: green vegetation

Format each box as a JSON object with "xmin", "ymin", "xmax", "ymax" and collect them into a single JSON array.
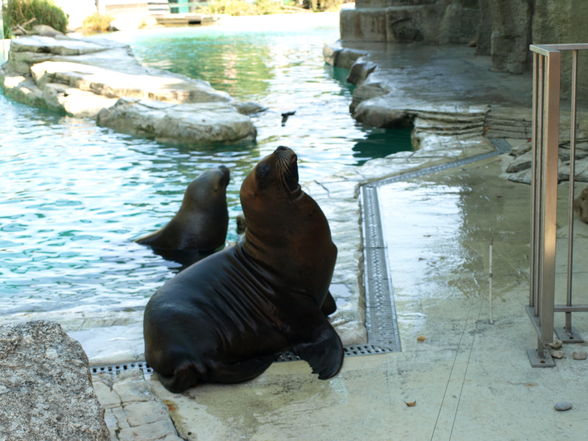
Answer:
[
  {"xmin": 81, "ymin": 13, "xmax": 114, "ymax": 35},
  {"xmin": 2, "ymin": 0, "xmax": 68, "ymax": 38}
]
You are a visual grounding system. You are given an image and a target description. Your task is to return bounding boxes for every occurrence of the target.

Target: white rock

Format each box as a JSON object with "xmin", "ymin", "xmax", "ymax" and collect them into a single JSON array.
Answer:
[{"xmin": 97, "ymin": 99, "xmax": 257, "ymax": 145}]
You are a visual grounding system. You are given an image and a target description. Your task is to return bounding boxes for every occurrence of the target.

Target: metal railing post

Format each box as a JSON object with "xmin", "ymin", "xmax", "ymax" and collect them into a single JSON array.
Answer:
[
  {"xmin": 560, "ymin": 50, "xmax": 583, "ymax": 342},
  {"xmin": 527, "ymin": 43, "xmax": 588, "ymax": 367},
  {"xmin": 538, "ymin": 49, "xmax": 560, "ymax": 356}
]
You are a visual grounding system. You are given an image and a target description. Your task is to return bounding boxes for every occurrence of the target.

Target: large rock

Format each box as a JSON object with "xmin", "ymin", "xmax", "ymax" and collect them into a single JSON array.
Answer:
[
  {"xmin": 9, "ymin": 35, "xmax": 108, "ymax": 56},
  {"xmin": 0, "ymin": 35, "xmax": 258, "ymax": 145},
  {"xmin": 97, "ymin": 99, "xmax": 257, "ymax": 145},
  {"xmin": 0, "ymin": 321, "xmax": 109, "ymax": 441},
  {"xmin": 30, "ymin": 61, "xmax": 231, "ymax": 104}
]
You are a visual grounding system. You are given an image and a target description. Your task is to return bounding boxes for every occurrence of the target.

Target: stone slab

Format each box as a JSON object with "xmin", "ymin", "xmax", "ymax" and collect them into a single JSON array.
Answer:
[{"xmin": 97, "ymin": 99, "xmax": 257, "ymax": 145}]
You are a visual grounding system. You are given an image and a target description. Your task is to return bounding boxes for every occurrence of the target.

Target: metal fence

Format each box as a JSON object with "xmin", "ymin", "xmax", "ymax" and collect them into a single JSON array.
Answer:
[{"xmin": 527, "ymin": 43, "xmax": 588, "ymax": 367}]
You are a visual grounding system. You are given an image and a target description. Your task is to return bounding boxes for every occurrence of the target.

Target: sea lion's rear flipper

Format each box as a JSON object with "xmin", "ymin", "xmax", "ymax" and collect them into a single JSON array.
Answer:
[
  {"xmin": 209, "ymin": 354, "xmax": 275, "ymax": 384},
  {"xmin": 292, "ymin": 322, "xmax": 343, "ymax": 380},
  {"xmin": 155, "ymin": 360, "xmax": 203, "ymax": 393}
]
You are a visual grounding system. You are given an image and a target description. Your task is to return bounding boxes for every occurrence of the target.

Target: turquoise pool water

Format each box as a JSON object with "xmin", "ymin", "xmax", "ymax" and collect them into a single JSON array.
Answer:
[{"xmin": 0, "ymin": 19, "xmax": 411, "ymax": 319}]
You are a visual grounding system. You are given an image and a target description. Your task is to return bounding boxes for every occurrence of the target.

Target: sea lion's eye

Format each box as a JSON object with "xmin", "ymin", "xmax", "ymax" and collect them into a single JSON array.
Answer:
[{"xmin": 256, "ymin": 163, "xmax": 271, "ymax": 183}]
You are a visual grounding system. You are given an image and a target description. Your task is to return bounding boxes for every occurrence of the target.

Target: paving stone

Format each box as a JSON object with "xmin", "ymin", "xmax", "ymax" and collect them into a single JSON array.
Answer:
[
  {"xmin": 113, "ymin": 377, "xmax": 153, "ymax": 403},
  {"xmin": 103, "ymin": 408, "xmax": 121, "ymax": 440},
  {"xmin": 124, "ymin": 401, "xmax": 170, "ymax": 427},
  {"xmin": 94, "ymin": 379, "xmax": 123, "ymax": 409},
  {"xmin": 118, "ymin": 419, "xmax": 178, "ymax": 441},
  {"xmin": 111, "ymin": 406, "xmax": 132, "ymax": 430}
]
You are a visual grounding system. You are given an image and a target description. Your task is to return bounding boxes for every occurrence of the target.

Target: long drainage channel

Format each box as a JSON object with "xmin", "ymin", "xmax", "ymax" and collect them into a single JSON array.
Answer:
[{"xmin": 91, "ymin": 138, "xmax": 511, "ymax": 376}]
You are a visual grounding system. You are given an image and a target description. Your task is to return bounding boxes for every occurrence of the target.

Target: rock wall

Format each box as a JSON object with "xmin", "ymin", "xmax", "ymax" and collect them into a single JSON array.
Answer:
[
  {"xmin": 532, "ymin": 0, "xmax": 588, "ymax": 96},
  {"xmin": 340, "ymin": 0, "xmax": 481, "ymax": 45},
  {"xmin": 341, "ymin": 0, "xmax": 588, "ymax": 79},
  {"xmin": 476, "ymin": 0, "xmax": 533, "ymax": 74}
]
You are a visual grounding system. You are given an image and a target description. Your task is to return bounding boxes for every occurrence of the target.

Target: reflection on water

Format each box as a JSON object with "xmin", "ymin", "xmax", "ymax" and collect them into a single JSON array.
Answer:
[
  {"xmin": 352, "ymin": 128, "xmax": 412, "ymax": 165},
  {"xmin": 0, "ymin": 20, "xmax": 412, "ymax": 320}
]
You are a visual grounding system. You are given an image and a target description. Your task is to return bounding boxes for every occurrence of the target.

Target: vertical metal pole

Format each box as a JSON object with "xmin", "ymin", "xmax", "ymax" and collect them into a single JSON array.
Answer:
[
  {"xmin": 530, "ymin": 52, "xmax": 538, "ymax": 309},
  {"xmin": 489, "ymin": 241, "xmax": 494, "ymax": 324},
  {"xmin": 565, "ymin": 50, "xmax": 578, "ymax": 336},
  {"xmin": 531, "ymin": 53, "xmax": 545, "ymax": 315},
  {"xmin": 538, "ymin": 50, "xmax": 560, "ymax": 356}
]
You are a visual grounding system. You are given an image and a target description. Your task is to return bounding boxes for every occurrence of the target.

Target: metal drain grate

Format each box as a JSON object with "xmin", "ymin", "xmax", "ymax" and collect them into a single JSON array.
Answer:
[
  {"xmin": 91, "ymin": 361, "xmax": 152, "ymax": 376},
  {"xmin": 91, "ymin": 344, "xmax": 396, "ymax": 376},
  {"xmin": 90, "ymin": 139, "xmax": 511, "ymax": 376}
]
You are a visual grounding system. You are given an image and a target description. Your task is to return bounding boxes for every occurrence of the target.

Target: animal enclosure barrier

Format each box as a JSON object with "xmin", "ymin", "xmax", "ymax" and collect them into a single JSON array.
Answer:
[{"xmin": 528, "ymin": 43, "xmax": 588, "ymax": 367}]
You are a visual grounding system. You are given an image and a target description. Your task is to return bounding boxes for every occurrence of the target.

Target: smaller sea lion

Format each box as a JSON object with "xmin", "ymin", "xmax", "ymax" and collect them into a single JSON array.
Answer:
[{"xmin": 136, "ymin": 166, "xmax": 230, "ymax": 266}]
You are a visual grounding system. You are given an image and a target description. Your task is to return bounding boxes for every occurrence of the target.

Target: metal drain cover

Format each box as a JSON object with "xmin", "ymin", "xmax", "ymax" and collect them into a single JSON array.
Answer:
[{"xmin": 91, "ymin": 344, "xmax": 394, "ymax": 376}]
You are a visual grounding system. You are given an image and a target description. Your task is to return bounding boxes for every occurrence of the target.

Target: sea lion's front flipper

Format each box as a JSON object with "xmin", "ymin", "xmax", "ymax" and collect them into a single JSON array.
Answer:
[
  {"xmin": 321, "ymin": 290, "xmax": 337, "ymax": 316},
  {"xmin": 292, "ymin": 322, "xmax": 343, "ymax": 379}
]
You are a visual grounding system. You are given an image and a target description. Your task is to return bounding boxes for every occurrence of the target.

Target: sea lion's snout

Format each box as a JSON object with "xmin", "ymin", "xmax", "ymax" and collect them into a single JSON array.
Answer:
[
  {"xmin": 274, "ymin": 146, "xmax": 299, "ymax": 194},
  {"xmin": 274, "ymin": 145, "xmax": 295, "ymax": 159},
  {"xmin": 217, "ymin": 165, "xmax": 231, "ymax": 188}
]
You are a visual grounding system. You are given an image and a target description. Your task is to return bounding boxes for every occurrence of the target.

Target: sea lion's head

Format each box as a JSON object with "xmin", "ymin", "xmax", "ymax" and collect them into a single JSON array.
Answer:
[
  {"xmin": 183, "ymin": 165, "xmax": 230, "ymax": 210},
  {"xmin": 241, "ymin": 146, "xmax": 301, "ymax": 204},
  {"xmin": 240, "ymin": 146, "xmax": 302, "ymax": 234}
]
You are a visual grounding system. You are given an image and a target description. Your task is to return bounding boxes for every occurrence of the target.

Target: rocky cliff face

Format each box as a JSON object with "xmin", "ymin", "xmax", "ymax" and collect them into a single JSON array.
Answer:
[{"xmin": 340, "ymin": 0, "xmax": 588, "ymax": 82}]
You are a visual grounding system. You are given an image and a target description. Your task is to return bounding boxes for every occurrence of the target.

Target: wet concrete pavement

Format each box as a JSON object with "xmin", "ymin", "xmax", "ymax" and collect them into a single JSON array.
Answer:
[
  {"xmin": 92, "ymin": 38, "xmax": 588, "ymax": 440},
  {"xmin": 95, "ymin": 156, "xmax": 588, "ymax": 441},
  {"xmin": 346, "ymin": 42, "xmax": 534, "ymax": 108}
]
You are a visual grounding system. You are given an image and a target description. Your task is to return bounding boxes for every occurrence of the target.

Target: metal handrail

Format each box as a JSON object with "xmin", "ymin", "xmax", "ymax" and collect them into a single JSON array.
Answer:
[{"xmin": 527, "ymin": 43, "xmax": 588, "ymax": 367}]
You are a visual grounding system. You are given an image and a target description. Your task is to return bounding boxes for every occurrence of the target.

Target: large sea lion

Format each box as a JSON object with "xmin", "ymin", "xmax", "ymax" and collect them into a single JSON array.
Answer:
[
  {"xmin": 136, "ymin": 166, "xmax": 230, "ymax": 266},
  {"xmin": 144, "ymin": 146, "xmax": 342, "ymax": 393}
]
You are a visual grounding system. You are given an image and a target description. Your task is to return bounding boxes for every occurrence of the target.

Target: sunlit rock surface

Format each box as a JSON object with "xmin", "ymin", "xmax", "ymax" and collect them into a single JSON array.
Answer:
[
  {"xmin": 0, "ymin": 35, "xmax": 257, "ymax": 145},
  {"xmin": 0, "ymin": 321, "xmax": 109, "ymax": 441},
  {"xmin": 97, "ymin": 99, "xmax": 257, "ymax": 145}
]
